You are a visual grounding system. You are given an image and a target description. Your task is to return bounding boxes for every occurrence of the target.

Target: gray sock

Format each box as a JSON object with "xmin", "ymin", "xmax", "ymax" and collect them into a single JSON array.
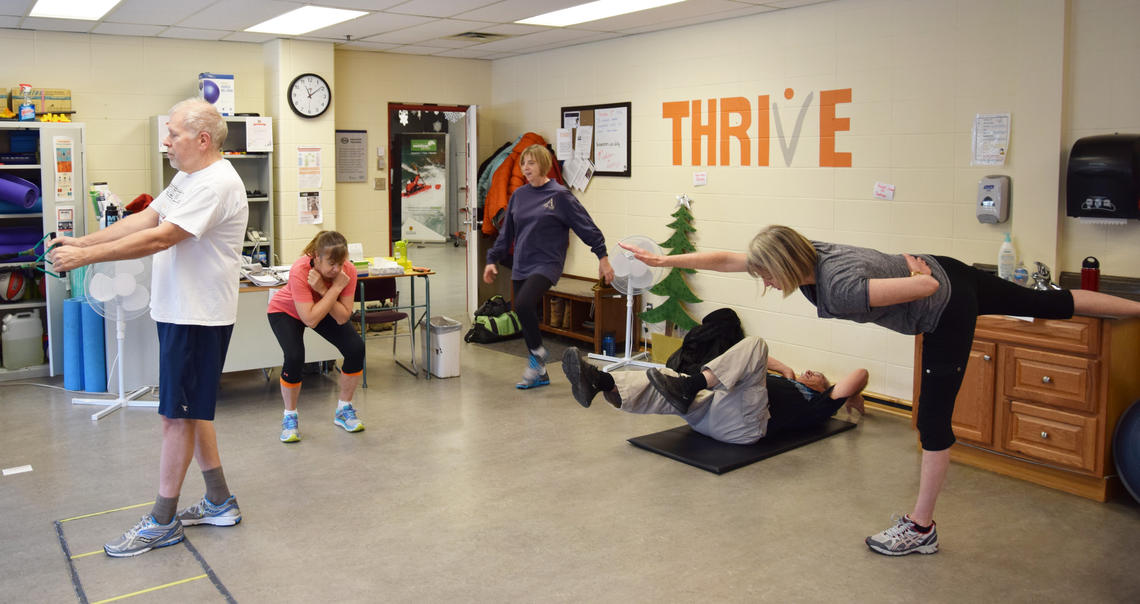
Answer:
[
  {"xmin": 203, "ymin": 467, "xmax": 231, "ymax": 505},
  {"xmin": 152, "ymin": 495, "xmax": 178, "ymax": 525}
]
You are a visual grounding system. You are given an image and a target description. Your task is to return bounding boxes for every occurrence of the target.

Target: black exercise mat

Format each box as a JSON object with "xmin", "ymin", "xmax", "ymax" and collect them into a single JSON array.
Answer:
[{"xmin": 627, "ymin": 418, "xmax": 857, "ymax": 474}]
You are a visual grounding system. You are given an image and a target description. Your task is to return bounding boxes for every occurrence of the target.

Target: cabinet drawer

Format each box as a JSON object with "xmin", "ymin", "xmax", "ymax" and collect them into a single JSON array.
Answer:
[
  {"xmin": 975, "ymin": 315, "xmax": 1099, "ymax": 354},
  {"xmin": 1003, "ymin": 347, "xmax": 1098, "ymax": 413},
  {"xmin": 1002, "ymin": 400, "xmax": 1097, "ymax": 473}
]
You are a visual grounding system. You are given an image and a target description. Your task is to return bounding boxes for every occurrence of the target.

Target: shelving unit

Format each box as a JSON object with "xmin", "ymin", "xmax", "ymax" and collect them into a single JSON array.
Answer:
[
  {"xmin": 151, "ymin": 115, "xmax": 274, "ymax": 265},
  {"xmin": 0, "ymin": 121, "xmax": 86, "ymax": 381},
  {"xmin": 539, "ymin": 274, "xmax": 639, "ymax": 354}
]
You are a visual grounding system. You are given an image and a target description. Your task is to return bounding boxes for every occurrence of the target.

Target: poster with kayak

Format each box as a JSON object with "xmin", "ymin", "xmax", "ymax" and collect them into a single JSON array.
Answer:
[{"xmin": 399, "ymin": 133, "xmax": 447, "ymax": 242}]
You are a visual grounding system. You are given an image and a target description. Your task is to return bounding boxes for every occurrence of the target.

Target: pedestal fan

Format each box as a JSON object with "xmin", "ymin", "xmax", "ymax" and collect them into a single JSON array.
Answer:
[
  {"xmin": 588, "ymin": 235, "xmax": 665, "ymax": 372},
  {"xmin": 72, "ymin": 257, "xmax": 158, "ymax": 421}
]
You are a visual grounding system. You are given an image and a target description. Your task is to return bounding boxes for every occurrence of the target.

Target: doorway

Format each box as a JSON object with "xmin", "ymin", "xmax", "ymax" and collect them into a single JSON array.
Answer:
[{"xmin": 387, "ymin": 103, "xmax": 479, "ymax": 320}]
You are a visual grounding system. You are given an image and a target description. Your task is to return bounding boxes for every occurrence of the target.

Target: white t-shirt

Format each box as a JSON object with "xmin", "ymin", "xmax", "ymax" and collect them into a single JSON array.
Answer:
[{"xmin": 148, "ymin": 159, "xmax": 248, "ymax": 325}]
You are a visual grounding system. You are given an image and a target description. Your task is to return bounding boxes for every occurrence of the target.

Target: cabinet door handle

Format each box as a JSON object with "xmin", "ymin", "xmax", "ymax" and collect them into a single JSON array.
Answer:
[
  {"xmin": 1041, "ymin": 375, "xmax": 1052, "ymax": 384},
  {"xmin": 983, "ymin": 354, "xmax": 992, "ymax": 362},
  {"xmin": 1040, "ymin": 431, "xmax": 1049, "ymax": 439}
]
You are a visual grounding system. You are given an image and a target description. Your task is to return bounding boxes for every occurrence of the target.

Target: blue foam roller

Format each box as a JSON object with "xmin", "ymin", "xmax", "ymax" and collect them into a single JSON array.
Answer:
[
  {"xmin": 63, "ymin": 298, "xmax": 83, "ymax": 390},
  {"xmin": 80, "ymin": 298, "xmax": 106, "ymax": 393}
]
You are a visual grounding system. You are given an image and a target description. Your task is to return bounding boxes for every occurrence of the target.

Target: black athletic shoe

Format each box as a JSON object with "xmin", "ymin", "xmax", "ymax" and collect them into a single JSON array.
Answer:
[
  {"xmin": 647, "ymin": 368, "xmax": 695, "ymax": 414},
  {"xmin": 561, "ymin": 347, "xmax": 603, "ymax": 408}
]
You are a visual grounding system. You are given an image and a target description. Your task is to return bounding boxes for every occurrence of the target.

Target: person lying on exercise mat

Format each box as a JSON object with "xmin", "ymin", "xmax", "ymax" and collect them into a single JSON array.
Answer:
[{"xmin": 561, "ymin": 336, "xmax": 868, "ymax": 445}]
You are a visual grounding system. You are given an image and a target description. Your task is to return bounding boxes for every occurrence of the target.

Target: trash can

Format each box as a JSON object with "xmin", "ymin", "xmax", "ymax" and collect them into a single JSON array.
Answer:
[{"xmin": 421, "ymin": 316, "xmax": 461, "ymax": 378}]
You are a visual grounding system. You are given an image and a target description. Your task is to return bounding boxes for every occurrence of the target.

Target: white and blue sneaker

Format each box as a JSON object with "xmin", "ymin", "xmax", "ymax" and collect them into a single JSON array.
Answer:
[
  {"xmin": 281, "ymin": 413, "xmax": 300, "ymax": 443},
  {"xmin": 177, "ymin": 494, "xmax": 242, "ymax": 527},
  {"xmin": 516, "ymin": 351, "xmax": 550, "ymax": 390},
  {"xmin": 865, "ymin": 514, "xmax": 939, "ymax": 556},
  {"xmin": 104, "ymin": 515, "xmax": 184, "ymax": 558},
  {"xmin": 334, "ymin": 404, "xmax": 364, "ymax": 432}
]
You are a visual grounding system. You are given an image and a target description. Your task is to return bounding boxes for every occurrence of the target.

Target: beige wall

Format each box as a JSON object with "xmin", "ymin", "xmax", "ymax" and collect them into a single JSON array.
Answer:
[
  {"xmin": 0, "ymin": 29, "xmax": 266, "ymax": 232},
  {"xmin": 1060, "ymin": 0, "xmax": 1140, "ymax": 276},
  {"xmin": 487, "ymin": 0, "xmax": 1107, "ymax": 399},
  {"xmin": 332, "ymin": 50, "xmax": 492, "ymax": 257}
]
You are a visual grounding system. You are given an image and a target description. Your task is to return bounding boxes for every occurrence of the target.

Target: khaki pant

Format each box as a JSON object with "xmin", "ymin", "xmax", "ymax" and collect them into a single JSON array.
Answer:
[{"xmin": 613, "ymin": 337, "xmax": 770, "ymax": 444}]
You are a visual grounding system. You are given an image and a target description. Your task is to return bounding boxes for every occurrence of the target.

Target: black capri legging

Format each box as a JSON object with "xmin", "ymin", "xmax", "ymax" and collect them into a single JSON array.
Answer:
[
  {"xmin": 268, "ymin": 312, "xmax": 365, "ymax": 384},
  {"xmin": 513, "ymin": 274, "xmax": 554, "ymax": 351},
  {"xmin": 916, "ymin": 257, "xmax": 1074, "ymax": 451}
]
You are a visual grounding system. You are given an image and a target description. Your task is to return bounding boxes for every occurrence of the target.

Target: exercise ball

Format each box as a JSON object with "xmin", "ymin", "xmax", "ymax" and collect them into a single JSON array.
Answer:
[
  {"xmin": 1114, "ymin": 399, "xmax": 1140, "ymax": 504},
  {"xmin": 0, "ymin": 270, "xmax": 26, "ymax": 302},
  {"xmin": 200, "ymin": 79, "xmax": 220, "ymax": 104}
]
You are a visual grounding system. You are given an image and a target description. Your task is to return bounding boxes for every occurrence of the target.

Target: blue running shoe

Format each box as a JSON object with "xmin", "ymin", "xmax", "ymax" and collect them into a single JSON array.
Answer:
[
  {"xmin": 104, "ymin": 515, "xmax": 184, "ymax": 558},
  {"xmin": 516, "ymin": 372, "xmax": 551, "ymax": 389},
  {"xmin": 281, "ymin": 413, "xmax": 299, "ymax": 443},
  {"xmin": 334, "ymin": 404, "xmax": 364, "ymax": 432},
  {"xmin": 178, "ymin": 494, "xmax": 242, "ymax": 527}
]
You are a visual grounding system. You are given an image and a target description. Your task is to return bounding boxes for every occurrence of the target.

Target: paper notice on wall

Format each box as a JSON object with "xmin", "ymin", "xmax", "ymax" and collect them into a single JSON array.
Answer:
[
  {"xmin": 972, "ymin": 113, "xmax": 1010, "ymax": 166},
  {"xmin": 53, "ymin": 136, "xmax": 74, "ymax": 202},
  {"xmin": 574, "ymin": 125, "xmax": 593, "ymax": 159},
  {"xmin": 593, "ymin": 106, "xmax": 628, "ymax": 172},
  {"xmin": 298, "ymin": 191, "xmax": 322, "ymax": 224},
  {"xmin": 563, "ymin": 112, "xmax": 579, "ymax": 129},
  {"xmin": 298, "ymin": 146, "xmax": 322, "ymax": 189},
  {"xmin": 246, "ymin": 117, "xmax": 273, "ymax": 152},
  {"xmin": 556, "ymin": 128, "xmax": 573, "ymax": 160},
  {"xmin": 563, "ymin": 154, "xmax": 594, "ymax": 192},
  {"xmin": 872, "ymin": 181, "xmax": 895, "ymax": 200},
  {"xmin": 335, "ymin": 130, "xmax": 368, "ymax": 183}
]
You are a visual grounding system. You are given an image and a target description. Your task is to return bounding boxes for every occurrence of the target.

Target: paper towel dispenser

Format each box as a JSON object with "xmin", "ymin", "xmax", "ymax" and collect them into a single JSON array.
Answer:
[{"xmin": 1066, "ymin": 134, "xmax": 1140, "ymax": 220}]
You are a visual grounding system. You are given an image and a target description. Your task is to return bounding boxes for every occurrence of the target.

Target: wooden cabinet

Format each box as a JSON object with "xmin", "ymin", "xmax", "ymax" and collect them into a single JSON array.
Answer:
[
  {"xmin": 539, "ymin": 274, "xmax": 639, "ymax": 354},
  {"xmin": 914, "ymin": 315, "xmax": 1140, "ymax": 501}
]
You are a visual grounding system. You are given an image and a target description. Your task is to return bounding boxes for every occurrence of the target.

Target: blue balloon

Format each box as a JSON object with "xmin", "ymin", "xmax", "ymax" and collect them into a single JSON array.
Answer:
[{"xmin": 201, "ymin": 79, "xmax": 220, "ymax": 104}]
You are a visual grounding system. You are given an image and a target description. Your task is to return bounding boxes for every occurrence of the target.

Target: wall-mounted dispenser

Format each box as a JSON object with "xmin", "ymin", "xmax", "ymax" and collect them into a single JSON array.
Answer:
[
  {"xmin": 977, "ymin": 175, "xmax": 1010, "ymax": 223},
  {"xmin": 1066, "ymin": 134, "xmax": 1140, "ymax": 221}
]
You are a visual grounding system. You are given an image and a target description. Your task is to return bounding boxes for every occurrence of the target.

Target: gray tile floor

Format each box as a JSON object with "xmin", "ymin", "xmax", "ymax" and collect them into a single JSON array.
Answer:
[{"xmin": 2, "ymin": 244, "xmax": 1140, "ymax": 603}]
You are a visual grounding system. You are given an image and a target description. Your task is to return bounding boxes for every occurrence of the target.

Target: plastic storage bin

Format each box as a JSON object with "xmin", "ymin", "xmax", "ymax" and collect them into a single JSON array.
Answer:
[
  {"xmin": 2, "ymin": 309, "xmax": 44, "ymax": 369},
  {"xmin": 420, "ymin": 315, "xmax": 461, "ymax": 378}
]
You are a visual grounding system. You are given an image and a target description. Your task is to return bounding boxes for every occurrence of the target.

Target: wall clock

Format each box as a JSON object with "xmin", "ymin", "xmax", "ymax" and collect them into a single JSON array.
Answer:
[{"xmin": 288, "ymin": 73, "xmax": 331, "ymax": 118}]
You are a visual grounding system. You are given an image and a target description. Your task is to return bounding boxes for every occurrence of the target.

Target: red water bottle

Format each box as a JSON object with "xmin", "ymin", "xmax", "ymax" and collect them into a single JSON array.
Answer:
[{"xmin": 1081, "ymin": 256, "xmax": 1099, "ymax": 291}]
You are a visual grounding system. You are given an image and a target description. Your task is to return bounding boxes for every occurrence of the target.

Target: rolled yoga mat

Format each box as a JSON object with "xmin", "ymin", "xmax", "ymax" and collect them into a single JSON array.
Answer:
[
  {"xmin": 0, "ymin": 173, "xmax": 42, "ymax": 213},
  {"xmin": 62, "ymin": 297, "xmax": 84, "ymax": 390},
  {"xmin": 80, "ymin": 297, "xmax": 106, "ymax": 393}
]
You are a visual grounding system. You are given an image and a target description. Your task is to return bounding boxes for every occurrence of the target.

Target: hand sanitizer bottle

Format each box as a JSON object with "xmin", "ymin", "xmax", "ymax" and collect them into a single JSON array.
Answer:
[{"xmin": 998, "ymin": 233, "xmax": 1016, "ymax": 281}]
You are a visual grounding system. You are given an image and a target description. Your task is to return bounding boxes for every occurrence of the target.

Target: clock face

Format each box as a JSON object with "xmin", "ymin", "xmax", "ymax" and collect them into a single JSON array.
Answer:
[{"xmin": 288, "ymin": 73, "xmax": 330, "ymax": 118}]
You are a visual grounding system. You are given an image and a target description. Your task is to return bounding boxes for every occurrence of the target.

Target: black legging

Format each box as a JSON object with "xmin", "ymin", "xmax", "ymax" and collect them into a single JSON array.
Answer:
[
  {"xmin": 512, "ymin": 274, "xmax": 554, "ymax": 351},
  {"xmin": 268, "ymin": 311, "xmax": 365, "ymax": 384},
  {"xmin": 916, "ymin": 257, "xmax": 1073, "ymax": 451}
]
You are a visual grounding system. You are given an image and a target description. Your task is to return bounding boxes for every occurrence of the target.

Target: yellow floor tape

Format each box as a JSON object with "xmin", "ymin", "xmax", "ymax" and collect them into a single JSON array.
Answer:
[
  {"xmin": 90, "ymin": 573, "xmax": 206, "ymax": 604},
  {"xmin": 58, "ymin": 501, "xmax": 155, "ymax": 524}
]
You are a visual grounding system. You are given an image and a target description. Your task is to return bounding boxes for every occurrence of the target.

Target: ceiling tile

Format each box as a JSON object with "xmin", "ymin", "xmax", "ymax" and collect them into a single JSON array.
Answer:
[
  {"xmin": 455, "ymin": 0, "xmax": 585, "ymax": 23},
  {"xmin": 578, "ymin": 0, "xmax": 751, "ymax": 31},
  {"xmin": 306, "ymin": 12, "xmax": 433, "ymax": 40},
  {"xmin": 221, "ymin": 31, "xmax": 278, "ymax": 43},
  {"xmin": 0, "ymin": 0, "xmax": 34, "ymax": 17},
  {"xmin": 177, "ymin": 0, "xmax": 305, "ymax": 31},
  {"xmin": 315, "ymin": 0, "xmax": 404, "ymax": 10},
  {"xmin": 158, "ymin": 26, "xmax": 228, "ymax": 40},
  {"xmin": 0, "ymin": 16, "xmax": 22, "ymax": 27},
  {"xmin": 475, "ymin": 22, "xmax": 545, "ymax": 36},
  {"xmin": 20, "ymin": 17, "xmax": 94, "ymax": 33},
  {"xmin": 104, "ymin": 0, "xmax": 217, "ymax": 25},
  {"xmin": 360, "ymin": 18, "xmax": 492, "ymax": 44},
  {"xmin": 620, "ymin": 4, "xmax": 778, "ymax": 35},
  {"xmin": 335, "ymin": 40, "xmax": 401, "ymax": 52},
  {"xmin": 382, "ymin": 44, "xmax": 447, "ymax": 55},
  {"xmin": 92, "ymin": 22, "xmax": 167, "ymax": 36},
  {"xmin": 385, "ymin": 0, "xmax": 500, "ymax": 19}
]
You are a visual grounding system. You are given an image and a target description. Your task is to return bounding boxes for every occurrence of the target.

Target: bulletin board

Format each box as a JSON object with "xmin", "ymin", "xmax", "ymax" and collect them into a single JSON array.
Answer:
[{"xmin": 560, "ymin": 101, "xmax": 631, "ymax": 177}]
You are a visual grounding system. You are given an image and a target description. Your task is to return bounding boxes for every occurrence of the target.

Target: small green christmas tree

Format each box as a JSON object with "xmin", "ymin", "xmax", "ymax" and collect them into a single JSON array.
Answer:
[{"xmin": 640, "ymin": 195, "xmax": 701, "ymax": 333}]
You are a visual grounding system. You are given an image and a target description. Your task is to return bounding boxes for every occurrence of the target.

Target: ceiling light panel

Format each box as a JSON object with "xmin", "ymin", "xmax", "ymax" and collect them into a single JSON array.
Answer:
[
  {"xmin": 518, "ymin": 0, "xmax": 686, "ymax": 27},
  {"xmin": 247, "ymin": 6, "xmax": 367, "ymax": 35},
  {"xmin": 30, "ymin": 0, "xmax": 121, "ymax": 20}
]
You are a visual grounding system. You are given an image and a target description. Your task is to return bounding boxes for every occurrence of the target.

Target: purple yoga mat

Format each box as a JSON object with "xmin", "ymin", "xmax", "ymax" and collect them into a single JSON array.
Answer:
[
  {"xmin": 0, "ymin": 173, "xmax": 41, "ymax": 211},
  {"xmin": 0, "ymin": 227, "xmax": 44, "ymax": 261}
]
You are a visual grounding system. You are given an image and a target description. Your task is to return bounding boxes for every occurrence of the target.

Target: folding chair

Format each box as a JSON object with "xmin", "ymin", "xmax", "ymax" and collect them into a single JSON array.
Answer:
[{"xmin": 353, "ymin": 277, "xmax": 417, "ymax": 383}]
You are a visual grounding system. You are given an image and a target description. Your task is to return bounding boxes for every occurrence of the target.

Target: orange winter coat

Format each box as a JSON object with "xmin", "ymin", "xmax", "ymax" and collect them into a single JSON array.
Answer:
[{"xmin": 482, "ymin": 132, "xmax": 564, "ymax": 236}]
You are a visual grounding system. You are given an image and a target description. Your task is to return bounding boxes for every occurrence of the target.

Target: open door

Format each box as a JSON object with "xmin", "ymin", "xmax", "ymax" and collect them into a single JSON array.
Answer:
[{"xmin": 464, "ymin": 104, "xmax": 479, "ymax": 316}]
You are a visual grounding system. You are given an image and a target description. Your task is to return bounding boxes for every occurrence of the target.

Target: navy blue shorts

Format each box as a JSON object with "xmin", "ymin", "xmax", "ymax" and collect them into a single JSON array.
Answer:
[{"xmin": 156, "ymin": 322, "xmax": 234, "ymax": 421}]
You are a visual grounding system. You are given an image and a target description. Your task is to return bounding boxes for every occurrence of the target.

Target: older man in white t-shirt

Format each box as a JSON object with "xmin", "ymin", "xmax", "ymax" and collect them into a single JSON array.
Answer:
[{"xmin": 51, "ymin": 98, "xmax": 248, "ymax": 557}]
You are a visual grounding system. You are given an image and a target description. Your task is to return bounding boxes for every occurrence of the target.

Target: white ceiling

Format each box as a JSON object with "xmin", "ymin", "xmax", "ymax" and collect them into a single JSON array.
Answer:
[{"xmin": 0, "ymin": 0, "xmax": 831, "ymax": 59}]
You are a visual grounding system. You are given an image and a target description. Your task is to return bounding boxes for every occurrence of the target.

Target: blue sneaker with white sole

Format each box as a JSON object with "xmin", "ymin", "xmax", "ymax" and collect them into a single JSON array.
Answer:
[
  {"xmin": 104, "ymin": 515, "xmax": 184, "ymax": 557},
  {"xmin": 334, "ymin": 404, "xmax": 364, "ymax": 432},
  {"xmin": 178, "ymin": 494, "xmax": 242, "ymax": 527}
]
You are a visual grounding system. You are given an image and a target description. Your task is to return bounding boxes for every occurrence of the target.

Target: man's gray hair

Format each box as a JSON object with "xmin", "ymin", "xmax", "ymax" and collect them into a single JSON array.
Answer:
[{"xmin": 170, "ymin": 97, "xmax": 227, "ymax": 151}]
